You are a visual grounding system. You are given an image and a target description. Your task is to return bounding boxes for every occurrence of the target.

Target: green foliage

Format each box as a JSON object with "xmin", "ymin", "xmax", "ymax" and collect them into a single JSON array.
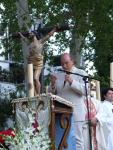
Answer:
[
  {"xmin": 0, "ymin": 100, "xmax": 12, "ymax": 129},
  {"xmin": 0, "ymin": 0, "xmax": 113, "ymax": 90},
  {"xmin": 83, "ymin": 0, "xmax": 113, "ymax": 87}
]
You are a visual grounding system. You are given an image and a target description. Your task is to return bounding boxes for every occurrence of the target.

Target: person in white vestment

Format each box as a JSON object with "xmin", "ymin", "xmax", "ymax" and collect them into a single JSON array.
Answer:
[
  {"xmin": 84, "ymin": 96, "xmax": 101, "ymax": 150},
  {"xmin": 49, "ymin": 53, "xmax": 88, "ymax": 150},
  {"xmin": 91, "ymin": 87, "xmax": 113, "ymax": 150}
]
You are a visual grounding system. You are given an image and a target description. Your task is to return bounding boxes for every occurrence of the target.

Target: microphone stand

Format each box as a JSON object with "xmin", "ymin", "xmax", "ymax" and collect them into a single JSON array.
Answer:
[
  {"xmin": 58, "ymin": 69, "xmax": 93, "ymax": 150},
  {"xmin": 83, "ymin": 76, "xmax": 92, "ymax": 150}
]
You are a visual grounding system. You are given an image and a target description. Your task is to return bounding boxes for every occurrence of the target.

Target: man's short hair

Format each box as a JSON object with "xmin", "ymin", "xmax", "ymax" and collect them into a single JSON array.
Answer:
[
  {"xmin": 60, "ymin": 53, "xmax": 76, "ymax": 64},
  {"xmin": 101, "ymin": 87, "xmax": 113, "ymax": 101}
]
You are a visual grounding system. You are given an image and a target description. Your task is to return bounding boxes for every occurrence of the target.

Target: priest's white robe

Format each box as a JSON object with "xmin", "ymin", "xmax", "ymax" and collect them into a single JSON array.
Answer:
[
  {"xmin": 96, "ymin": 100, "xmax": 113, "ymax": 150},
  {"xmin": 84, "ymin": 97, "xmax": 101, "ymax": 150}
]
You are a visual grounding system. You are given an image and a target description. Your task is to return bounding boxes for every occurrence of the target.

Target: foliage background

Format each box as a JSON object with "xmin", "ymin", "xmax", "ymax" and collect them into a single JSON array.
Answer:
[{"xmin": 0, "ymin": 0, "xmax": 113, "ymax": 128}]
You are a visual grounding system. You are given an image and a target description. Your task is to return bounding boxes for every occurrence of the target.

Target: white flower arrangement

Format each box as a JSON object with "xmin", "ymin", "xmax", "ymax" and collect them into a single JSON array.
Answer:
[
  {"xmin": 8, "ymin": 127, "xmax": 51, "ymax": 150},
  {"xmin": 0, "ymin": 109, "xmax": 51, "ymax": 150}
]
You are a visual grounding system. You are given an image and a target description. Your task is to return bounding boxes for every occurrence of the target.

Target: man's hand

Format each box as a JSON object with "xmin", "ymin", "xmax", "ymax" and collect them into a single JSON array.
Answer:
[
  {"xmin": 65, "ymin": 74, "xmax": 73, "ymax": 85},
  {"xmin": 91, "ymin": 117, "xmax": 98, "ymax": 125}
]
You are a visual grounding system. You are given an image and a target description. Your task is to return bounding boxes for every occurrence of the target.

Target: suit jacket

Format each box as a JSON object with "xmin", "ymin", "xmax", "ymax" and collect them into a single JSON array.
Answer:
[{"xmin": 50, "ymin": 66, "xmax": 88, "ymax": 121}]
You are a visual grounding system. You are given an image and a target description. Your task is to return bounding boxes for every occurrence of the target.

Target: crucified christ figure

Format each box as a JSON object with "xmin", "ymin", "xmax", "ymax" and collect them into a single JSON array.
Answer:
[{"xmin": 19, "ymin": 28, "xmax": 56, "ymax": 95}]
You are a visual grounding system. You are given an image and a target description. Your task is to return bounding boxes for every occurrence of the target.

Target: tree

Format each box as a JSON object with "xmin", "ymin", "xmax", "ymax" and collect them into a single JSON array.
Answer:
[
  {"xmin": 83, "ymin": 0, "xmax": 113, "ymax": 87},
  {"xmin": 0, "ymin": 0, "xmax": 113, "ymax": 90}
]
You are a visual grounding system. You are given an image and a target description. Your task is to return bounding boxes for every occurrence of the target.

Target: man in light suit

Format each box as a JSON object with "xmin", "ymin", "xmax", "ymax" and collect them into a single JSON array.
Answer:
[{"xmin": 50, "ymin": 53, "xmax": 88, "ymax": 150}]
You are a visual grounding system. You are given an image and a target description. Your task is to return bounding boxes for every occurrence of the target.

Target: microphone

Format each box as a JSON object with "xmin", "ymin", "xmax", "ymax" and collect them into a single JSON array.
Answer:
[
  {"xmin": 57, "ymin": 69, "xmax": 70, "ymax": 74},
  {"xmin": 63, "ymin": 80, "xmax": 66, "ymax": 88}
]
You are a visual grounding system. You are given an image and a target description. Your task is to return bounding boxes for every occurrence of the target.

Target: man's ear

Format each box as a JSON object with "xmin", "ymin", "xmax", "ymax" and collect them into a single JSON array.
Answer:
[
  {"xmin": 104, "ymin": 95, "xmax": 106, "ymax": 100},
  {"xmin": 71, "ymin": 59, "xmax": 74, "ymax": 65}
]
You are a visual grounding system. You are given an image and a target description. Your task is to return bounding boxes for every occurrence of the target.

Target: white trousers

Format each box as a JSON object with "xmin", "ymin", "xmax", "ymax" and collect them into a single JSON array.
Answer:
[{"xmin": 73, "ymin": 105, "xmax": 91, "ymax": 150}]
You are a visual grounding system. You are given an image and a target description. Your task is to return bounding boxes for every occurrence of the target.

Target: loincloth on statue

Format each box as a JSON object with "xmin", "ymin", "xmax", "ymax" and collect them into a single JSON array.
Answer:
[{"xmin": 27, "ymin": 52, "xmax": 43, "ymax": 70}]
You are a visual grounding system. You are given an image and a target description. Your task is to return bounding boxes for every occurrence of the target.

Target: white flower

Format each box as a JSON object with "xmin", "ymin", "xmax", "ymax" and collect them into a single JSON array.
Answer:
[{"xmin": 4, "ymin": 109, "xmax": 51, "ymax": 150}]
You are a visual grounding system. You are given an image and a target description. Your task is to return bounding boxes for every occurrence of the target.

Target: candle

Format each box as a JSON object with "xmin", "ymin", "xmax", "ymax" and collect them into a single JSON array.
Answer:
[
  {"xmin": 110, "ymin": 62, "xmax": 113, "ymax": 88},
  {"xmin": 27, "ymin": 63, "xmax": 34, "ymax": 97},
  {"xmin": 95, "ymin": 80, "xmax": 101, "ymax": 100}
]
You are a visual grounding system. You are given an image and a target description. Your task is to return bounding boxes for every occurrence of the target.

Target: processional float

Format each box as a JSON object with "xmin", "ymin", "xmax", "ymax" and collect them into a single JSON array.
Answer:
[{"xmin": 11, "ymin": 24, "xmax": 73, "ymax": 150}]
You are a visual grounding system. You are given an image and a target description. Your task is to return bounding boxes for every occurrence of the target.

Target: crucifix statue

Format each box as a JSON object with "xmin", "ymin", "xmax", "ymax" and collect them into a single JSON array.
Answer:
[
  {"xmin": 17, "ymin": 16, "xmax": 71, "ymax": 96},
  {"xmin": 19, "ymin": 28, "xmax": 56, "ymax": 95}
]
